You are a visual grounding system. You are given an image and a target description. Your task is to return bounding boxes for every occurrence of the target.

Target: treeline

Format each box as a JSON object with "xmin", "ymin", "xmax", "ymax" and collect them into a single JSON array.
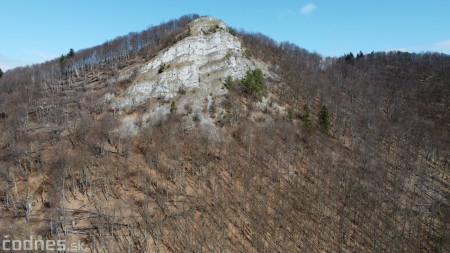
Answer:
[{"xmin": 0, "ymin": 14, "xmax": 199, "ymax": 94}]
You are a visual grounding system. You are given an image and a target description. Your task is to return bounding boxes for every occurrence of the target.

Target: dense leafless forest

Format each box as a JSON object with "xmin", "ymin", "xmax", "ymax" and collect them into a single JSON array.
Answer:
[{"xmin": 0, "ymin": 14, "xmax": 449, "ymax": 252}]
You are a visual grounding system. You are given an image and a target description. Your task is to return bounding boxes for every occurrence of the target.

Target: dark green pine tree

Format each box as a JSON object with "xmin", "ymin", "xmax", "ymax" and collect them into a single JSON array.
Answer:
[
  {"xmin": 68, "ymin": 48, "xmax": 75, "ymax": 58},
  {"xmin": 0, "ymin": 68, "xmax": 3, "ymax": 78},
  {"xmin": 344, "ymin": 52, "xmax": 355, "ymax": 64},
  {"xmin": 243, "ymin": 69, "xmax": 267, "ymax": 101},
  {"xmin": 356, "ymin": 51, "xmax": 364, "ymax": 59},
  {"xmin": 319, "ymin": 105, "xmax": 330, "ymax": 134},
  {"xmin": 302, "ymin": 104, "xmax": 313, "ymax": 133}
]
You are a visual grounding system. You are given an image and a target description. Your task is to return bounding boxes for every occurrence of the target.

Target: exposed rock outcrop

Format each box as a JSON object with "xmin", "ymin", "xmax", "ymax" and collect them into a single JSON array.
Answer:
[{"xmin": 110, "ymin": 17, "xmax": 270, "ymax": 109}]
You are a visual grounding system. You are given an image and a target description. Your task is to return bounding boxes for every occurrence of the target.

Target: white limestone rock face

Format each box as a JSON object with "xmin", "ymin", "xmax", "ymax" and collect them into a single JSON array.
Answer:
[
  {"xmin": 110, "ymin": 17, "xmax": 266, "ymax": 109},
  {"xmin": 110, "ymin": 17, "xmax": 278, "ymax": 137}
]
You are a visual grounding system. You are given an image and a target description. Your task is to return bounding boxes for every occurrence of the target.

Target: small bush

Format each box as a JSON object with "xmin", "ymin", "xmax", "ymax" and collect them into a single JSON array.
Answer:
[
  {"xmin": 192, "ymin": 112, "xmax": 201, "ymax": 122},
  {"xmin": 287, "ymin": 108, "xmax": 294, "ymax": 120},
  {"xmin": 224, "ymin": 76, "xmax": 234, "ymax": 89},
  {"xmin": 170, "ymin": 101, "xmax": 177, "ymax": 114},
  {"xmin": 244, "ymin": 49, "xmax": 252, "ymax": 58},
  {"xmin": 158, "ymin": 63, "xmax": 170, "ymax": 74},
  {"xmin": 184, "ymin": 103, "xmax": 193, "ymax": 114},
  {"xmin": 178, "ymin": 85, "xmax": 187, "ymax": 95},
  {"xmin": 228, "ymin": 27, "xmax": 237, "ymax": 36}
]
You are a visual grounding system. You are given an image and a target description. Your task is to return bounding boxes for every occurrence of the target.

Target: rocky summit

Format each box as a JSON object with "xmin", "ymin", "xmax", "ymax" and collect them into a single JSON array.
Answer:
[
  {"xmin": 110, "ymin": 17, "xmax": 275, "ymax": 136},
  {"xmin": 111, "ymin": 17, "xmax": 268, "ymax": 105}
]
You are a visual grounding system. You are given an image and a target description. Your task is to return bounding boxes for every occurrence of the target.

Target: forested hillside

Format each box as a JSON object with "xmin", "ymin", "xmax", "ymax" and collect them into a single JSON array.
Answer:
[{"xmin": 0, "ymin": 15, "xmax": 448, "ymax": 252}]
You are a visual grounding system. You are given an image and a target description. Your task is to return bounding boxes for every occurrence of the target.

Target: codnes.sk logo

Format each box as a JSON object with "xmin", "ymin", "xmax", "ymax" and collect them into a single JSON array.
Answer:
[{"xmin": 1, "ymin": 235, "xmax": 86, "ymax": 252}]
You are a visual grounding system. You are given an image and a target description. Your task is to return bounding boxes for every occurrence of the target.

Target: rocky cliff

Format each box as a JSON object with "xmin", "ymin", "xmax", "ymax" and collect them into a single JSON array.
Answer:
[
  {"xmin": 109, "ymin": 17, "xmax": 276, "ymax": 136},
  {"xmin": 111, "ymin": 17, "xmax": 270, "ymax": 108}
]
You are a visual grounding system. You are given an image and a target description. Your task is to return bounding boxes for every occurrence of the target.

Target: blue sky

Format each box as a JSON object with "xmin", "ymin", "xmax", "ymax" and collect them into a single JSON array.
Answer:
[{"xmin": 1, "ymin": 0, "xmax": 449, "ymax": 70}]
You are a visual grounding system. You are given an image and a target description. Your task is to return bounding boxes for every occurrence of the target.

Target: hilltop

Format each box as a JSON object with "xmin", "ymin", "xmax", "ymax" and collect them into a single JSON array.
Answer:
[{"xmin": 0, "ymin": 15, "xmax": 449, "ymax": 252}]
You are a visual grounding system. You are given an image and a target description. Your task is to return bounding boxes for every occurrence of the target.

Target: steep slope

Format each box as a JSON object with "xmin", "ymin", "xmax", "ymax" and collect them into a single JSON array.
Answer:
[
  {"xmin": 112, "ymin": 17, "xmax": 259, "ymax": 108},
  {"xmin": 107, "ymin": 17, "xmax": 279, "ymax": 138},
  {"xmin": 110, "ymin": 17, "xmax": 275, "ymax": 136}
]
